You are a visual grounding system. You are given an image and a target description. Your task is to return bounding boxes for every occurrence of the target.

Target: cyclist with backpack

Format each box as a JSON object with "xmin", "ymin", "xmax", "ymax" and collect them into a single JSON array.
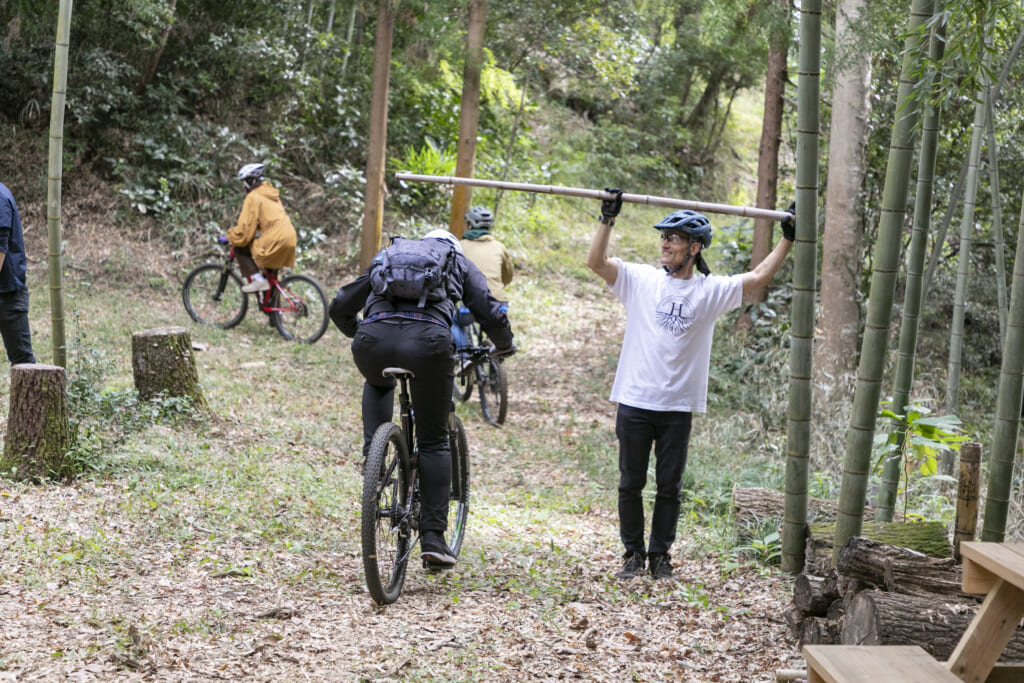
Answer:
[
  {"xmin": 587, "ymin": 189, "xmax": 795, "ymax": 581},
  {"xmin": 226, "ymin": 163, "xmax": 298, "ymax": 293},
  {"xmin": 452, "ymin": 206, "xmax": 514, "ymax": 350},
  {"xmin": 330, "ymin": 229, "xmax": 514, "ymax": 567}
]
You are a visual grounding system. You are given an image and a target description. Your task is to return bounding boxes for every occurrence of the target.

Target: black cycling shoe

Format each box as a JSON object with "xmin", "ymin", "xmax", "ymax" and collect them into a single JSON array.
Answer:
[
  {"xmin": 649, "ymin": 553, "xmax": 674, "ymax": 580},
  {"xmin": 615, "ymin": 551, "xmax": 646, "ymax": 579},
  {"xmin": 420, "ymin": 532, "xmax": 457, "ymax": 568}
]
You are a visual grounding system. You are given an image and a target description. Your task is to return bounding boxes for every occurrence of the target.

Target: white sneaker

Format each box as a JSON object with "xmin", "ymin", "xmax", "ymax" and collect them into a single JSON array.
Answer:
[{"xmin": 242, "ymin": 274, "xmax": 270, "ymax": 293}]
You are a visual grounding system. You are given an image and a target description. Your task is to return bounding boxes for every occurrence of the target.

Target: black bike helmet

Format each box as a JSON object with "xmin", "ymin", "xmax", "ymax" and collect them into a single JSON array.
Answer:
[
  {"xmin": 237, "ymin": 163, "xmax": 265, "ymax": 192},
  {"xmin": 653, "ymin": 209, "xmax": 712, "ymax": 248},
  {"xmin": 465, "ymin": 206, "xmax": 494, "ymax": 230}
]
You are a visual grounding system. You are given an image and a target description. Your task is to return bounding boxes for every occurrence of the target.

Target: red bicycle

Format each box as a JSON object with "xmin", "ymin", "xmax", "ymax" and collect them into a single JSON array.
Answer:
[{"xmin": 182, "ymin": 238, "xmax": 329, "ymax": 343}]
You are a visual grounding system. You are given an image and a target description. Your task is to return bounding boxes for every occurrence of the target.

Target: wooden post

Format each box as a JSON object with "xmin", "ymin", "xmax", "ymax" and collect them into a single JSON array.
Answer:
[
  {"xmin": 0, "ymin": 363, "xmax": 72, "ymax": 480},
  {"xmin": 954, "ymin": 441, "xmax": 982, "ymax": 561},
  {"xmin": 131, "ymin": 327, "xmax": 207, "ymax": 409}
]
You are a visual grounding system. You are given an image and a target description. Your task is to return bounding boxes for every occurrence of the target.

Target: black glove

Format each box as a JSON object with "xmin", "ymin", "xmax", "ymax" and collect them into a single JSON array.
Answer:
[
  {"xmin": 781, "ymin": 201, "xmax": 796, "ymax": 242},
  {"xmin": 601, "ymin": 188, "xmax": 623, "ymax": 226}
]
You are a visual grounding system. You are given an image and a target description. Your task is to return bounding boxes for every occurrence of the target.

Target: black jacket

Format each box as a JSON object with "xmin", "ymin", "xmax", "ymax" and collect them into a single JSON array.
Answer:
[{"xmin": 330, "ymin": 250, "xmax": 514, "ymax": 350}]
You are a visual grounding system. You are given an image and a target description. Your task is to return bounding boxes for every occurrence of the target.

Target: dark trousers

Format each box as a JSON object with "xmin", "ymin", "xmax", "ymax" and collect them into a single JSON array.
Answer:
[
  {"xmin": 616, "ymin": 403, "xmax": 692, "ymax": 557},
  {"xmin": 351, "ymin": 318, "xmax": 455, "ymax": 534},
  {"xmin": 0, "ymin": 289, "xmax": 36, "ymax": 365},
  {"xmin": 235, "ymin": 246, "xmax": 259, "ymax": 278}
]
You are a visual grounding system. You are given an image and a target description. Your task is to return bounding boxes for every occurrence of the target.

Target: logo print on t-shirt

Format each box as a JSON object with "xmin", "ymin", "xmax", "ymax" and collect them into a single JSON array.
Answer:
[{"xmin": 656, "ymin": 295, "xmax": 695, "ymax": 336}]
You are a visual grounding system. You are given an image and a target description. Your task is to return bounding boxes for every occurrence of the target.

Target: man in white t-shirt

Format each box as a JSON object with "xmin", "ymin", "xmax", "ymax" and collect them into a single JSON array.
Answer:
[{"xmin": 586, "ymin": 189, "xmax": 795, "ymax": 580}]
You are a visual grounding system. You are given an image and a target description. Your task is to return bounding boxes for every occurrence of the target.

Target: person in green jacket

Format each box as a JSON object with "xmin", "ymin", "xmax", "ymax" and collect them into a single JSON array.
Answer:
[
  {"xmin": 227, "ymin": 163, "xmax": 298, "ymax": 293},
  {"xmin": 452, "ymin": 206, "xmax": 514, "ymax": 349}
]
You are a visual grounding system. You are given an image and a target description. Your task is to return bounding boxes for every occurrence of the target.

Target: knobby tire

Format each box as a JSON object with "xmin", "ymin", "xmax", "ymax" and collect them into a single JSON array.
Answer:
[
  {"xmin": 272, "ymin": 274, "xmax": 329, "ymax": 343},
  {"xmin": 447, "ymin": 413, "xmax": 470, "ymax": 557},
  {"xmin": 181, "ymin": 263, "xmax": 248, "ymax": 329},
  {"xmin": 361, "ymin": 422, "xmax": 412, "ymax": 605},
  {"xmin": 478, "ymin": 356, "xmax": 508, "ymax": 426}
]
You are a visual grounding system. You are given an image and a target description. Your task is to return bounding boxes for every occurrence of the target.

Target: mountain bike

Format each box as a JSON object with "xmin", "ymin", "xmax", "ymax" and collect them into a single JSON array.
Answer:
[
  {"xmin": 453, "ymin": 314, "xmax": 510, "ymax": 426},
  {"xmin": 361, "ymin": 367, "xmax": 470, "ymax": 605},
  {"xmin": 181, "ymin": 238, "xmax": 330, "ymax": 343}
]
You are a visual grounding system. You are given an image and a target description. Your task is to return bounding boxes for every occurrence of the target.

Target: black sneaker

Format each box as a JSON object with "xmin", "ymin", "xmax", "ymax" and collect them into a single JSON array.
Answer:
[
  {"xmin": 615, "ymin": 551, "xmax": 646, "ymax": 579},
  {"xmin": 649, "ymin": 554, "xmax": 674, "ymax": 580},
  {"xmin": 420, "ymin": 532, "xmax": 457, "ymax": 568}
]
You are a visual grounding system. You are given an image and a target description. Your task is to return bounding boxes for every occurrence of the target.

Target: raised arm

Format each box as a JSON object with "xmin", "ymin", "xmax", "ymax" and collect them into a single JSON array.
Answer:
[
  {"xmin": 586, "ymin": 188, "xmax": 623, "ymax": 286},
  {"xmin": 739, "ymin": 207, "xmax": 795, "ymax": 296}
]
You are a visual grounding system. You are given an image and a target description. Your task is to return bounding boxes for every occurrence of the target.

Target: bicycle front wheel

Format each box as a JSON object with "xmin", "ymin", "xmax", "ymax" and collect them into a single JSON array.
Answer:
[
  {"xmin": 447, "ymin": 413, "xmax": 470, "ymax": 557},
  {"xmin": 361, "ymin": 422, "xmax": 412, "ymax": 605},
  {"xmin": 272, "ymin": 274, "xmax": 329, "ymax": 343},
  {"xmin": 182, "ymin": 263, "xmax": 248, "ymax": 329},
  {"xmin": 477, "ymin": 356, "xmax": 508, "ymax": 426}
]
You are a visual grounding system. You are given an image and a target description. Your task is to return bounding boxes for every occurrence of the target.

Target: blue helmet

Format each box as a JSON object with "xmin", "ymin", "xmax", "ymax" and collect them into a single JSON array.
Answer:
[{"xmin": 653, "ymin": 210, "xmax": 712, "ymax": 248}]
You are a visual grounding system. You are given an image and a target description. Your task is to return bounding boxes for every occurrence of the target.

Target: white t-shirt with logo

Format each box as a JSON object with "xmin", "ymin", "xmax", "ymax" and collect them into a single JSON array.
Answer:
[{"xmin": 608, "ymin": 260, "xmax": 743, "ymax": 413}]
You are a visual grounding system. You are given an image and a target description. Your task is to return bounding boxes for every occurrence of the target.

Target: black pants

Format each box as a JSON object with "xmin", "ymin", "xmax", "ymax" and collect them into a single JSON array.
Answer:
[
  {"xmin": 616, "ymin": 404, "xmax": 692, "ymax": 557},
  {"xmin": 351, "ymin": 318, "xmax": 455, "ymax": 534},
  {"xmin": 0, "ymin": 289, "xmax": 36, "ymax": 365}
]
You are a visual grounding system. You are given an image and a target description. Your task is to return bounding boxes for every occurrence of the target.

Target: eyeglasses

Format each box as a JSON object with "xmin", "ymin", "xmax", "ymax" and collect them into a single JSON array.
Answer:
[{"xmin": 660, "ymin": 232, "xmax": 686, "ymax": 245}]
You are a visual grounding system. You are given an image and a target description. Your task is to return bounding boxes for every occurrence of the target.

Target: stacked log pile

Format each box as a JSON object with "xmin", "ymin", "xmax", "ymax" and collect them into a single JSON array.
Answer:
[
  {"xmin": 731, "ymin": 484, "xmax": 1024, "ymax": 662},
  {"xmin": 784, "ymin": 536, "xmax": 1024, "ymax": 661}
]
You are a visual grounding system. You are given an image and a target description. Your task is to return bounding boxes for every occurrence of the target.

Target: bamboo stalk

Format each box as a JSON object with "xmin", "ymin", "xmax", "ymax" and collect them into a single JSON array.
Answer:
[{"xmin": 395, "ymin": 172, "xmax": 791, "ymax": 221}]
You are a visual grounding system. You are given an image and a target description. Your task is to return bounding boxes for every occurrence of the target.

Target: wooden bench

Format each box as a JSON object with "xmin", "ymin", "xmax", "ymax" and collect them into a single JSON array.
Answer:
[{"xmin": 802, "ymin": 645, "xmax": 960, "ymax": 683}]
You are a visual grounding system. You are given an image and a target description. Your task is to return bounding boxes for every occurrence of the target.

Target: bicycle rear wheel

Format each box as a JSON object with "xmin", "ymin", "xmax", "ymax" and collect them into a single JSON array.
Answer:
[
  {"xmin": 447, "ymin": 413, "xmax": 470, "ymax": 557},
  {"xmin": 361, "ymin": 422, "xmax": 412, "ymax": 605},
  {"xmin": 182, "ymin": 263, "xmax": 248, "ymax": 329},
  {"xmin": 272, "ymin": 274, "xmax": 329, "ymax": 343},
  {"xmin": 477, "ymin": 356, "xmax": 508, "ymax": 426}
]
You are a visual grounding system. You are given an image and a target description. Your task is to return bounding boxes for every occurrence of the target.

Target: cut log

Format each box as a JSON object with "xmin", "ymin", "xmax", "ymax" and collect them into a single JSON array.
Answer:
[
  {"xmin": 794, "ymin": 572, "xmax": 839, "ymax": 616},
  {"xmin": 731, "ymin": 486, "xmax": 899, "ymax": 543},
  {"xmin": 842, "ymin": 590, "xmax": 1024, "ymax": 661},
  {"xmin": 0, "ymin": 364, "xmax": 72, "ymax": 481},
  {"xmin": 131, "ymin": 327, "xmax": 207, "ymax": 409},
  {"xmin": 836, "ymin": 536, "xmax": 964, "ymax": 597},
  {"xmin": 804, "ymin": 520, "xmax": 950, "ymax": 574},
  {"xmin": 783, "ymin": 605, "xmax": 803, "ymax": 641},
  {"xmin": 800, "ymin": 616, "xmax": 836, "ymax": 646}
]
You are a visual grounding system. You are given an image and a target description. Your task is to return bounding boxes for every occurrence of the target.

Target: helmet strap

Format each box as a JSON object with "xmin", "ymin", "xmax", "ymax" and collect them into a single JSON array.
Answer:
[{"xmin": 664, "ymin": 239, "xmax": 698, "ymax": 275}]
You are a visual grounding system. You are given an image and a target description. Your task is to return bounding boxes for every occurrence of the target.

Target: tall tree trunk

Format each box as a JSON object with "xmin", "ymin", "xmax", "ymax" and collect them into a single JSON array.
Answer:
[
  {"xmin": 341, "ymin": 1, "xmax": 360, "ymax": 76},
  {"xmin": 922, "ymin": 25, "xmax": 1024, "ymax": 302},
  {"xmin": 448, "ymin": 0, "xmax": 486, "ymax": 238},
  {"xmin": 877, "ymin": 15, "xmax": 946, "ymax": 522},
  {"xmin": 986, "ymin": 94, "xmax": 1007, "ymax": 340},
  {"xmin": 326, "ymin": 0, "xmax": 337, "ymax": 33},
  {"xmin": 982, "ymin": 189, "xmax": 1024, "ymax": 541},
  {"xmin": 47, "ymin": 0, "xmax": 73, "ymax": 368},
  {"xmin": 136, "ymin": 0, "xmax": 177, "ymax": 93},
  {"xmin": 815, "ymin": 0, "xmax": 871, "ymax": 400},
  {"xmin": 945, "ymin": 49, "xmax": 990, "ymax": 415},
  {"xmin": 740, "ymin": 0, "xmax": 789, "ymax": 323},
  {"xmin": 781, "ymin": 0, "xmax": 821, "ymax": 575},
  {"xmin": 358, "ymin": 0, "xmax": 397, "ymax": 270},
  {"xmin": 833, "ymin": 0, "xmax": 933, "ymax": 564}
]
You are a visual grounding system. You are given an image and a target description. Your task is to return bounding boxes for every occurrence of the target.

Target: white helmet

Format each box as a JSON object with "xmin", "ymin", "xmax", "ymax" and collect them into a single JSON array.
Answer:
[
  {"xmin": 423, "ymin": 229, "xmax": 463, "ymax": 254},
  {"xmin": 237, "ymin": 163, "xmax": 265, "ymax": 191}
]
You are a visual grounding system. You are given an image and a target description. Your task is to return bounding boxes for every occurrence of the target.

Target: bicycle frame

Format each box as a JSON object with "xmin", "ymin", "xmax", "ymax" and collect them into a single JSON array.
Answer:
[
  {"xmin": 220, "ymin": 245, "xmax": 302, "ymax": 316},
  {"xmin": 391, "ymin": 373, "xmax": 422, "ymax": 567}
]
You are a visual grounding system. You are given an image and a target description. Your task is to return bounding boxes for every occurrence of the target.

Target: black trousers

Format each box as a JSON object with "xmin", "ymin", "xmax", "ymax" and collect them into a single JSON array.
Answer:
[
  {"xmin": 615, "ymin": 403, "xmax": 692, "ymax": 557},
  {"xmin": 0, "ymin": 288, "xmax": 36, "ymax": 365},
  {"xmin": 351, "ymin": 318, "xmax": 455, "ymax": 534},
  {"xmin": 235, "ymin": 246, "xmax": 259, "ymax": 278}
]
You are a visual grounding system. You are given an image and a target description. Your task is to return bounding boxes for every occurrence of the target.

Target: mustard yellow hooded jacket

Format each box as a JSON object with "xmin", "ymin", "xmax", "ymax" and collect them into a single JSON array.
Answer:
[
  {"xmin": 227, "ymin": 183, "xmax": 297, "ymax": 270},
  {"xmin": 460, "ymin": 233, "xmax": 514, "ymax": 303}
]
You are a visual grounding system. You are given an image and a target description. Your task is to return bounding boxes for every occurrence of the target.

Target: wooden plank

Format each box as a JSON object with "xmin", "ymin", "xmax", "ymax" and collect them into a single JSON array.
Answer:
[
  {"xmin": 960, "ymin": 542, "xmax": 1024, "ymax": 592},
  {"xmin": 947, "ymin": 580, "xmax": 1024, "ymax": 682},
  {"xmin": 986, "ymin": 663, "xmax": 1024, "ymax": 682},
  {"xmin": 963, "ymin": 556, "xmax": 1000, "ymax": 594},
  {"xmin": 803, "ymin": 645, "xmax": 959, "ymax": 682}
]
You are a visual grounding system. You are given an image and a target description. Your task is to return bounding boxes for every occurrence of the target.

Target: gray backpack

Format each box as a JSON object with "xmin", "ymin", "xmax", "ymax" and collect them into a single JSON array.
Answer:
[{"xmin": 369, "ymin": 236, "xmax": 457, "ymax": 307}]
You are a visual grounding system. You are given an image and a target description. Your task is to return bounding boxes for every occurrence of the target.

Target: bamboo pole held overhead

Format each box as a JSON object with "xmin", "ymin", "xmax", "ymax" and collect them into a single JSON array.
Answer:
[{"xmin": 395, "ymin": 173, "xmax": 792, "ymax": 222}]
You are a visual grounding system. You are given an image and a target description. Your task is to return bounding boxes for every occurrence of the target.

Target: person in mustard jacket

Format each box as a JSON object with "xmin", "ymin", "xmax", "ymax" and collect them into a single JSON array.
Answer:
[
  {"xmin": 452, "ymin": 206, "xmax": 514, "ymax": 349},
  {"xmin": 227, "ymin": 163, "xmax": 298, "ymax": 292}
]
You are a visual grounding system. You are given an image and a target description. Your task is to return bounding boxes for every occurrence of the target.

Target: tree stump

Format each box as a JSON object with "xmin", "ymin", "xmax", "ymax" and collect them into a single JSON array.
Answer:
[
  {"xmin": 836, "ymin": 536, "xmax": 963, "ymax": 597},
  {"xmin": 841, "ymin": 590, "xmax": 1024, "ymax": 661},
  {"xmin": 0, "ymin": 364, "xmax": 72, "ymax": 480},
  {"xmin": 131, "ymin": 327, "xmax": 207, "ymax": 409}
]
